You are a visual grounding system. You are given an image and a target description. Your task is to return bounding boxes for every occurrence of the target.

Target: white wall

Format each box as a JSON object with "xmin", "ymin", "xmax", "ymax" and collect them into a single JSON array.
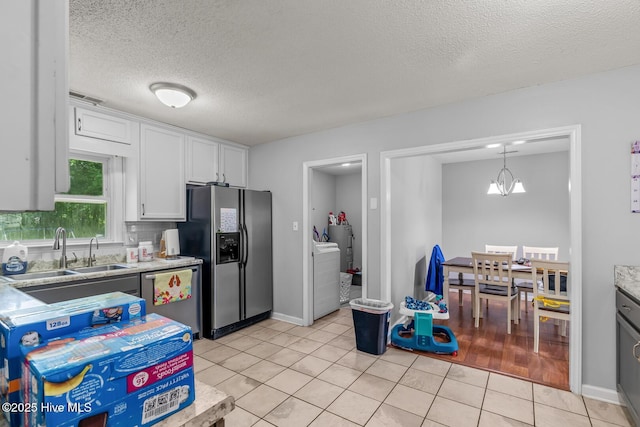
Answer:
[
  {"xmin": 249, "ymin": 64, "xmax": 640, "ymax": 393},
  {"xmin": 442, "ymin": 151, "xmax": 570, "ymax": 260},
  {"xmin": 390, "ymin": 155, "xmax": 442, "ymax": 318},
  {"xmin": 335, "ymin": 173, "xmax": 362, "ymax": 269},
  {"xmin": 310, "ymin": 169, "xmax": 335, "ymax": 239}
]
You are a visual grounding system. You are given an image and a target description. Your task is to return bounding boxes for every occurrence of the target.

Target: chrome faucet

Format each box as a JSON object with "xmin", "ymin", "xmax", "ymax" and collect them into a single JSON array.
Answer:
[
  {"xmin": 88, "ymin": 236, "xmax": 99, "ymax": 267},
  {"xmin": 52, "ymin": 227, "xmax": 67, "ymax": 269}
]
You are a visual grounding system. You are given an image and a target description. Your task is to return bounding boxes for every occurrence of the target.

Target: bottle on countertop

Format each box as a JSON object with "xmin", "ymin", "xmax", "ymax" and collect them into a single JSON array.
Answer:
[
  {"xmin": 138, "ymin": 241, "xmax": 153, "ymax": 262},
  {"xmin": 328, "ymin": 211, "xmax": 337, "ymax": 225},
  {"xmin": 125, "ymin": 247, "xmax": 138, "ymax": 263},
  {"xmin": 2, "ymin": 241, "xmax": 28, "ymax": 275}
]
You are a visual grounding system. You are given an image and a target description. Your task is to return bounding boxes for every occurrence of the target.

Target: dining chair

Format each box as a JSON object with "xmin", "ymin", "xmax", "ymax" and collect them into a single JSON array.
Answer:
[
  {"xmin": 482, "ymin": 245, "xmax": 518, "ymax": 310},
  {"xmin": 518, "ymin": 246, "xmax": 559, "ymax": 313},
  {"xmin": 531, "ymin": 259, "xmax": 570, "ymax": 353},
  {"xmin": 471, "ymin": 251, "xmax": 519, "ymax": 334},
  {"xmin": 485, "ymin": 245, "xmax": 518, "ymax": 260}
]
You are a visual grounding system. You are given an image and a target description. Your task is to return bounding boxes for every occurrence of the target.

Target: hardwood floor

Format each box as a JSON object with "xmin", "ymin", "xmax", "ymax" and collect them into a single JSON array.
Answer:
[{"xmin": 392, "ymin": 291, "xmax": 570, "ymax": 390}]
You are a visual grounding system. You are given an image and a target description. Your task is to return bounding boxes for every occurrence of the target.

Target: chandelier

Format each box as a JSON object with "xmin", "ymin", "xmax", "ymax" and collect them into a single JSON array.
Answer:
[{"xmin": 487, "ymin": 148, "xmax": 526, "ymax": 196}]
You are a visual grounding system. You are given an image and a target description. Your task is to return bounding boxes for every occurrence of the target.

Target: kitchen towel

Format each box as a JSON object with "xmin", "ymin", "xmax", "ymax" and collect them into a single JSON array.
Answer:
[{"xmin": 153, "ymin": 269, "xmax": 192, "ymax": 306}]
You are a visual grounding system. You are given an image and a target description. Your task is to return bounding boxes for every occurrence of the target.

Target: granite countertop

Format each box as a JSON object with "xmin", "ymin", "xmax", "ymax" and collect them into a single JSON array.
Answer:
[
  {"xmin": 0, "ymin": 379, "xmax": 234, "ymax": 427},
  {"xmin": 155, "ymin": 379, "xmax": 235, "ymax": 427},
  {"xmin": 614, "ymin": 265, "xmax": 640, "ymax": 302},
  {"xmin": 3, "ymin": 257, "xmax": 203, "ymax": 289}
]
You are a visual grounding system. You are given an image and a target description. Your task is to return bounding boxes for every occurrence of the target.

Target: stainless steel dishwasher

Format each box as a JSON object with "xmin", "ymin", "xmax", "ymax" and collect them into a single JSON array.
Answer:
[{"xmin": 141, "ymin": 265, "xmax": 202, "ymax": 338}]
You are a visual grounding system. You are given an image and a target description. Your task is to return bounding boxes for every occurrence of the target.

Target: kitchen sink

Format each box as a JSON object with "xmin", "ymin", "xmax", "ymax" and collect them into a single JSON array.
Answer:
[
  {"xmin": 7, "ymin": 269, "xmax": 79, "ymax": 281},
  {"xmin": 72, "ymin": 264, "xmax": 131, "ymax": 273},
  {"xmin": 1, "ymin": 264, "xmax": 132, "ymax": 282}
]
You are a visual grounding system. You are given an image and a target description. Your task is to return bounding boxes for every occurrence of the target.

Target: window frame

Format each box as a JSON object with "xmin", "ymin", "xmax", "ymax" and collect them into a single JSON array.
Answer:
[{"xmin": 0, "ymin": 151, "xmax": 124, "ymax": 248}]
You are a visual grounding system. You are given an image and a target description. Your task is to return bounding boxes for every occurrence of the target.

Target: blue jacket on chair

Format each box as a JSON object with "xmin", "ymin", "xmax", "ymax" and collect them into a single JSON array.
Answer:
[{"xmin": 426, "ymin": 244, "xmax": 445, "ymax": 295}]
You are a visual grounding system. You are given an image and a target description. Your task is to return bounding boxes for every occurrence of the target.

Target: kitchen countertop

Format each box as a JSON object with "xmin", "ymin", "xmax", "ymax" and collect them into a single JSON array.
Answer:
[
  {"xmin": 2, "ymin": 256, "xmax": 203, "ymax": 290},
  {"xmin": 155, "ymin": 379, "xmax": 235, "ymax": 427},
  {"xmin": 0, "ymin": 378, "xmax": 234, "ymax": 427},
  {"xmin": 614, "ymin": 265, "xmax": 640, "ymax": 301}
]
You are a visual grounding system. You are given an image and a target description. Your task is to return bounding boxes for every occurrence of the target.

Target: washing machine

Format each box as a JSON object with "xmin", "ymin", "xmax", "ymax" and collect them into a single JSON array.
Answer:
[{"xmin": 313, "ymin": 242, "xmax": 340, "ymax": 320}]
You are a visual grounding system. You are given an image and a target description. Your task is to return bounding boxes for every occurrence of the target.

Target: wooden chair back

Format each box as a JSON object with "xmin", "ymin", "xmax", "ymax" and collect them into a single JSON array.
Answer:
[
  {"xmin": 472, "ymin": 251, "xmax": 520, "ymax": 334},
  {"xmin": 532, "ymin": 259, "xmax": 569, "ymax": 302},
  {"xmin": 523, "ymin": 246, "xmax": 559, "ymax": 261},
  {"xmin": 485, "ymin": 245, "xmax": 518, "ymax": 261},
  {"xmin": 472, "ymin": 251, "xmax": 513, "ymax": 289}
]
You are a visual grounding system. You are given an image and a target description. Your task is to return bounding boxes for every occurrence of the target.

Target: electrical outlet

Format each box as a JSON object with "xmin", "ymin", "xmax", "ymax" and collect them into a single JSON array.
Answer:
[{"xmin": 292, "ymin": 221, "xmax": 299, "ymax": 231}]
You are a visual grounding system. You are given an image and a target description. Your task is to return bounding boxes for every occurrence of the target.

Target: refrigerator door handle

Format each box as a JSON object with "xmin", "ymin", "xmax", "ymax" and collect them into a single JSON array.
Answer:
[{"xmin": 242, "ymin": 223, "xmax": 249, "ymax": 265}]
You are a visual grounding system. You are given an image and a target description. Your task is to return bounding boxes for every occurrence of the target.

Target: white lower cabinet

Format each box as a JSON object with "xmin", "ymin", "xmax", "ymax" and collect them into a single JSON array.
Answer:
[{"xmin": 126, "ymin": 124, "xmax": 186, "ymax": 221}]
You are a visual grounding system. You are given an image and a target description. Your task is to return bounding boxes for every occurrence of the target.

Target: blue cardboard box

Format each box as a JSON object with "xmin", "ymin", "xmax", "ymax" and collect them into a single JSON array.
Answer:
[
  {"xmin": 0, "ymin": 292, "xmax": 145, "ymax": 426},
  {"xmin": 21, "ymin": 313, "xmax": 194, "ymax": 427}
]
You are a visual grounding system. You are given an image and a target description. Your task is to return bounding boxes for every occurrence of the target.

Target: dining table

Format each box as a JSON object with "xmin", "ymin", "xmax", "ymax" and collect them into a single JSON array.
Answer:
[{"xmin": 442, "ymin": 256, "xmax": 533, "ymax": 299}]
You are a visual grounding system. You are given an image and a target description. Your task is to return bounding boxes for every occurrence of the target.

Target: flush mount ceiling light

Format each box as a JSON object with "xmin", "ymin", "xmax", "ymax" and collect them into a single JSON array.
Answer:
[
  {"xmin": 487, "ymin": 146, "xmax": 526, "ymax": 196},
  {"xmin": 149, "ymin": 82, "xmax": 196, "ymax": 108}
]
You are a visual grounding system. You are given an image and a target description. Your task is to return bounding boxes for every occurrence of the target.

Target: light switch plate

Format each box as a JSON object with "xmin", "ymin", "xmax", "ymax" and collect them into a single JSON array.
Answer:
[
  {"xmin": 292, "ymin": 221, "xmax": 299, "ymax": 231},
  {"xmin": 370, "ymin": 197, "xmax": 378, "ymax": 210}
]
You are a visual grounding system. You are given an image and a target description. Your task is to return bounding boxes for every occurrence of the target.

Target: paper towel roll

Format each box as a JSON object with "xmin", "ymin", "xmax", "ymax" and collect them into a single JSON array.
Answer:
[{"xmin": 164, "ymin": 229, "xmax": 180, "ymax": 257}]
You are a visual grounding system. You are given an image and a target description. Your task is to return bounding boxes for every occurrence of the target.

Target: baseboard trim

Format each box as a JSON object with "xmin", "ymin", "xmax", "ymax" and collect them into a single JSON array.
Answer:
[
  {"xmin": 581, "ymin": 384, "xmax": 622, "ymax": 405},
  {"xmin": 271, "ymin": 311, "xmax": 305, "ymax": 326}
]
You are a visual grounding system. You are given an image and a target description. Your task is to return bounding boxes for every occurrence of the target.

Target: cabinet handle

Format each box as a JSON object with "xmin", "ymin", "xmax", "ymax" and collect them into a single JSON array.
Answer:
[
  {"xmin": 634, "ymin": 342, "xmax": 640, "ymax": 362},
  {"xmin": 142, "ymin": 203, "xmax": 145, "ymax": 216},
  {"xmin": 622, "ymin": 304, "xmax": 632, "ymax": 311},
  {"xmin": 77, "ymin": 118, "xmax": 82, "ymax": 131}
]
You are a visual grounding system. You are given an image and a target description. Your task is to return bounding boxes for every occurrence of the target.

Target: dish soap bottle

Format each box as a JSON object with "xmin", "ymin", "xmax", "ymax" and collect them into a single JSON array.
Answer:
[{"xmin": 2, "ymin": 241, "xmax": 28, "ymax": 275}]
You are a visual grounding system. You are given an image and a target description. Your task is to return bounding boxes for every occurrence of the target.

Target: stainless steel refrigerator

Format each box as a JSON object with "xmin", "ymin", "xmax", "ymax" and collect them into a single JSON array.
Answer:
[{"xmin": 178, "ymin": 185, "xmax": 272, "ymax": 339}]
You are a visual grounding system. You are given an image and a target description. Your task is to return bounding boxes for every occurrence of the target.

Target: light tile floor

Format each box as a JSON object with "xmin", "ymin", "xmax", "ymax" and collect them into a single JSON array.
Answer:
[{"xmin": 193, "ymin": 307, "xmax": 634, "ymax": 427}]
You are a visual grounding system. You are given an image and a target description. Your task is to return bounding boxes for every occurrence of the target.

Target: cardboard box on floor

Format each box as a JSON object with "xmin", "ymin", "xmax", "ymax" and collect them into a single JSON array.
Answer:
[
  {"xmin": 21, "ymin": 313, "xmax": 195, "ymax": 427},
  {"xmin": 0, "ymin": 292, "xmax": 146, "ymax": 427}
]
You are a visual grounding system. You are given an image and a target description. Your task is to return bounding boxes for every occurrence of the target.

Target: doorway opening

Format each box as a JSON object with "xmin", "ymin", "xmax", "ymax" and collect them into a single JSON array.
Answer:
[
  {"xmin": 302, "ymin": 154, "xmax": 368, "ymax": 326},
  {"xmin": 380, "ymin": 125, "xmax": 582, "ymax": 393}
]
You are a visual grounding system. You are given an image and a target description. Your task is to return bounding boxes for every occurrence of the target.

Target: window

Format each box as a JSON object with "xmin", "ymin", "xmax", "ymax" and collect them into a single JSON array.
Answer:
[{"xmin": 0, "ymin": 153, "xmax": 122, "ymax": 243}]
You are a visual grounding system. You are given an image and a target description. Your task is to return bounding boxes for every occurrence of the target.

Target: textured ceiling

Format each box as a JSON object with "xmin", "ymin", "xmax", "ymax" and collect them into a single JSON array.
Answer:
[{"xmin": 69, "ymin": 0, "xmax": 640, "ymax": 146}]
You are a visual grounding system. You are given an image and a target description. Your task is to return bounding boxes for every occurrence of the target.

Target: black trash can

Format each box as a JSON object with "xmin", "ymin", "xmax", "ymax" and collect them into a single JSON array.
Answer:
[{"xmin": 349, "ymin": 298, "xmax": 394, "ymax": 355}]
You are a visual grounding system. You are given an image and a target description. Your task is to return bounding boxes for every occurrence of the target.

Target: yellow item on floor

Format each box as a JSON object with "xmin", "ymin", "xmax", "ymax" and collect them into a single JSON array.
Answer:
[{"xmin": 153, "ymin": 269, "xmax": 192, "ymax": 305}]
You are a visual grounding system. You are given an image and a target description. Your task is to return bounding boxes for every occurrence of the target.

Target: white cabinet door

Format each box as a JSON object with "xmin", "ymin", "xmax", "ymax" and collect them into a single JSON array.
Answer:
[
  {"xmin": 69, "ymin": 106, "xmax": 138, "ymax": 157},
  {"xmin": 0, "ymin": 0, "xmax": 68, "ymax": 211},
  {"xmin": 220, "ymin": 144, "xmax": 248, "ymax": 188},
  {"xmin": 138, "ymin": 124, "xmax": 186, "ymax": 220},
  {"xmin": 74, "ymin": 107, "xmax": 133, "ymax": 144},
  {"xmin": 186, "ymin": 136, "xmax": 219, "ymax": 184}
]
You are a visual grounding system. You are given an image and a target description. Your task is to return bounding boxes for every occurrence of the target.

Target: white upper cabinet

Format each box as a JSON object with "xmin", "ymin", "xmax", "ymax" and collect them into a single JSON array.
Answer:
[
  {"xmin": 186, "ymin": 136, "xmax": 248, "ymax": 187},
  {"xmin": 126, "ymin": 124, "xmax": 186, "ymax": 221},
  {"xmin": 220, "ymin": 144, "xmax": 248, "ymax": 188},
  {"xmin": 69, "ymin": 106, "xmax": 138, "ymax": 157},
  {"xmin": 186, "ymin": 136, "xmax": 219, "ymax": 185},
  {"xmin": 75, "ymin": 107, "xmax": 132, "ymax": 143},
  {"xmin": 0, "ymin": 0, "xmax": 69, "ymax": 211}
]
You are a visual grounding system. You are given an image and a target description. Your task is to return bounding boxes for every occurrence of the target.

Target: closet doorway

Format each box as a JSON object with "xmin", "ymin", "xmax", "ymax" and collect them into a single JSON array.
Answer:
[{"xmin": 302, "ymin": 154, "xmax": 367, "ymax": 326}]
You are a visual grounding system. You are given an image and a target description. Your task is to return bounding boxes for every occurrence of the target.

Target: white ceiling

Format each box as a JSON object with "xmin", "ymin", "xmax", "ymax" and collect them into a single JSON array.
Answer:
[{"xmin": 69, "ymin": 0, "xmax": 640, "ymax": 147}]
